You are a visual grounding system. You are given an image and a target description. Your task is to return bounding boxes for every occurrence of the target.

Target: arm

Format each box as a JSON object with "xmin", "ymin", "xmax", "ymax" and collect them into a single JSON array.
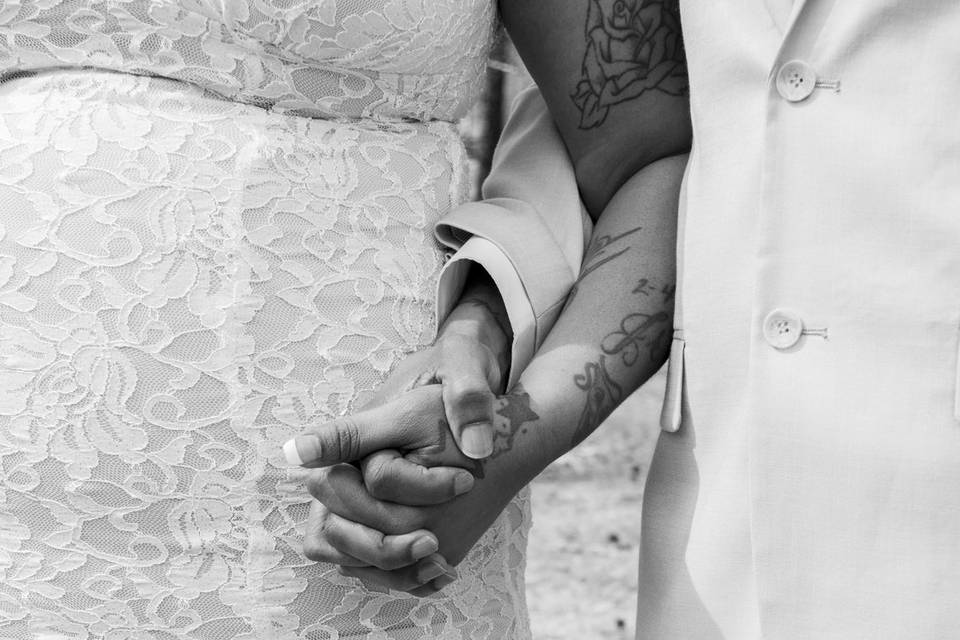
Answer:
[
  {"xmin": 426, "ymin": 0, "xmax": 690, "ymax": 451},
  {"xmin": 435, "ymin": 0, "xmax": 689, "ymax": 388},
  {"xmin": 501, "ymin": 0, "xmax": 690, "ymax": 216},
  {"xmin": 288, "ymin": 0, "xmax": 692, "ymax": 590},
  {"xmin": 356, "ymin": 268, "xmax": 512, "ymax": 460},
  {"xmin": 290, "ymin": 154, "xmax": 685, "ymax": 592},
  {"xmin": 434, "ymin": 86, "xmax": 590, "ymax": 391}
]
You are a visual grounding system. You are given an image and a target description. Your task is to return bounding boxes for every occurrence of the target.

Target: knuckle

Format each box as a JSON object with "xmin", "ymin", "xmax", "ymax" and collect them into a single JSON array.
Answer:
[
  {"xmin": 395, "ymin": 510, "xmax": 429, "ymax": 533},
  {"xmin": 333, "ymin": 418, "xmax": 362, "ymax": 461},
  {"xmin": 410, "ymin": 465, "xmax": 452, "ymax": 499},
  {"xmin": 302, "ymin": 538, "xmax": 331, "ymax": 563},
  {"xmin": 365, "ymin": 461, "xmax": 397, "ymax": 501},
  {"xmin": 375, "ymin": 554, "xmax": 406, "ymax": 572},
  {"xmin": 304, "ymin": 468, "xmax": 332, "ymax": 501},
  {"xmin": 453, "ymin": 383, "xmax": 490, "ymax": 404},
  {"xmin": 449, "ymin": 388, "xmax": 492, "ymax": 422},
  {"xmin": 366, "ymin": 539, "xmax": 404, "ymax": 572},
  {"xmin": 322, "ymin": 518, "xmax": 360, "ymax": 558},
  {"xmin": 326, "ymin": 463, "xmax": 359, "ymax": 490}
]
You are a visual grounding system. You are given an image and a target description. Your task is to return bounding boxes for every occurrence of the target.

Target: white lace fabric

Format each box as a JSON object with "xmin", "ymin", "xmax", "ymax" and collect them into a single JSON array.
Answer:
[
  {"xmin": 0, "ymin": 2, "xmax": 532, "ymax": 638},
  {"xmin": 0, "ymin": 0, "xmax": 495, "ymax": 122}
]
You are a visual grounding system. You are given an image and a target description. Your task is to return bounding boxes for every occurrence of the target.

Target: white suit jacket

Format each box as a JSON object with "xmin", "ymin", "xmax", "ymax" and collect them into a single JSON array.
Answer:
[{"xmin": 438, "ymin": 1, "xmax": 960, "ymax": 638}]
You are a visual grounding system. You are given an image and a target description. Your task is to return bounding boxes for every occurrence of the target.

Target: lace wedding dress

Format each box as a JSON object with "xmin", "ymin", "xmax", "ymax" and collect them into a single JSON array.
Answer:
[{"xmin": 0, "ymin": 2, "xmax": 531, "ymax": 637}]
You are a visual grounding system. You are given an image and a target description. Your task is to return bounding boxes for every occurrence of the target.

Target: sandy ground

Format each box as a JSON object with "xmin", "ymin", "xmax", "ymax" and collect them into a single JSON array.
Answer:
[{"xmin": 524, "ymin": 369, "xmax": 665, "ymax": 640}]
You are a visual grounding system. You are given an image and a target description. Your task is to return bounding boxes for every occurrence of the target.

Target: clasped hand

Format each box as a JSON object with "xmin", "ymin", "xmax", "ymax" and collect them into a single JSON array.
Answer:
[{"xmin": 284, "ymin": 333, "xmax": 517, "ymax": 597}]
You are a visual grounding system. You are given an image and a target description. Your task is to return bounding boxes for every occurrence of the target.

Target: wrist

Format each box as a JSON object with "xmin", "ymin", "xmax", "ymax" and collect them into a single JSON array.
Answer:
[
  {"xmin": 439, "ymin": 269, "xmax": 512, "ymax": 387},
  {"xmin": 442, "ymin": 309, "xmax": 507, "ymax": 356}
]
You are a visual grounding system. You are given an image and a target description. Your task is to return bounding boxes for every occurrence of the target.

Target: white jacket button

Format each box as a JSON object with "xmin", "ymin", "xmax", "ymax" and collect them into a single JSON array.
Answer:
[
  {"xmin": 775, "ymin": 60, "xmax": 817, "ymax": 102},
  {"xmin": 763, "ymin": 309, "xmax": 804, "ymax": 349}
]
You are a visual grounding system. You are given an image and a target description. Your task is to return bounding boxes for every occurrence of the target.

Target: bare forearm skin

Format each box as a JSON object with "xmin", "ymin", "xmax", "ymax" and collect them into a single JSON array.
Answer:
[{"xmin": 472, "ymin": 153, "xmax": 684, "ymax": 487}]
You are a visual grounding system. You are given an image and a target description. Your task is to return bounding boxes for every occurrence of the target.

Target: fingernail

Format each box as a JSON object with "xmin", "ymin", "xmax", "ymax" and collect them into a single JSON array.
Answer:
[
  {"xmin": 417, "ymin": 561, "xmax": 447, "ymax": 584},
  {"xmin": 411, "ymin": 536, "xmax": 438, "ymax": 560},
  {"xmin": 453, "ymin": 472, "xmax": 474, "ymax": 495},
  {"xmin": 432, "ymin": 571, "xmax": 458, "ymax": 591},
  {"xmin": 460, "ymin": 423, "xmax": 493, "ymax": 459},
  {"xmin": 283, "ymin": 436, "xmax": 320, "ymax": 466}
]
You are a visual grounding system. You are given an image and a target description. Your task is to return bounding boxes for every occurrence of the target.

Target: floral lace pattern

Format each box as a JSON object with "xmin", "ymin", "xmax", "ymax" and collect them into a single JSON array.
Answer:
[
  {"xmin": 0, "ymin": 2, "xmax": 531, "ymax": 638},
  {"xmin": 0, "ymin": 0, "xmax": 497, "ymax": 122}
]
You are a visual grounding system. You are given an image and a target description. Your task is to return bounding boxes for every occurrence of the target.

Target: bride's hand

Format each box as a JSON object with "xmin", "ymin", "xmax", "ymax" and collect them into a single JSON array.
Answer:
[
  {"xmin": 286, "ymin": 384, "xmax": 531, "ymax": 595},
  {"xmin": 303, "ymin": 456, "xmax": 519, "ymax": 596}
]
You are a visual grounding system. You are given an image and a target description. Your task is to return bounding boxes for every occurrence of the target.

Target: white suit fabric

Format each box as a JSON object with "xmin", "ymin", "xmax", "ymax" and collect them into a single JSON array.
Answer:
[{"xmin": 450, "ymin": 1, "xmax": 960, "ymax": 637}]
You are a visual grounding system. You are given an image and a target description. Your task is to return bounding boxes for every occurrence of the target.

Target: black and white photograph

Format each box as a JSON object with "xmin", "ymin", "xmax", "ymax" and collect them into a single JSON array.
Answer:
[{"xmin": 1, "ymin": 1, "xmax": 957, "ymax": 638}]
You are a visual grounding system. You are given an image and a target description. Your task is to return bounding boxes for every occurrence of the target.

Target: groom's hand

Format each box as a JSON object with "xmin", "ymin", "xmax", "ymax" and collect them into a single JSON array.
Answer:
[
  {"xmin": 284, "ymin": 385, "xmax": 482, "ymax": 505},
  {"xmin": 366, "ymin": 330, "xmax": 503, "ymax": 460},
  {"xmin": 287, "ymin": 384, "xmax": 511, "ymax": 594},
  {"xmin": 362, "ymin": 270, "xmax": 511, "ymax": 461},
  {"xmin": 285, "ymin": 385, "xmax": 479, "ymax": 593},
  {"xmin": 303, "ymin": 459, "xmax": 517, "ymax": 596},
  {"xmin": 285, "ymin": 320, "xmax": 502, "ymax": 505}
]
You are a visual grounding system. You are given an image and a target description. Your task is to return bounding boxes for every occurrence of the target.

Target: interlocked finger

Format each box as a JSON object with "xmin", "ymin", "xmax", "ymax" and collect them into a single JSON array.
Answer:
[
  {"xmin": 339, "ymin": 553, "xmax": 459, "ymax": 594},
  {"xmin": 362, "ymin": 450, "xmax": 475, "ymax": 505},
  {"xmin": 301, "ymin": 500, "xmax": 368, "ymax": 567},
  {"xmin": 321, "ymin": 511, "xmax": 440, "ymax": 571},
  {"xmin": 305, "ymin": 464, "xmax": 428, "ymax": 534},
  {"xmin": 284, "ymin": 386, "xmax": 446, "ymax": 467}
]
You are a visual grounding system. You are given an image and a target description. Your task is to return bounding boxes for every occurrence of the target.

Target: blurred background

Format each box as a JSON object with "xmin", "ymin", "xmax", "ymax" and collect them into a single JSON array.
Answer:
[{"xmin": 459, "ymin": 33, "xmax": 667, "ymax": 640}]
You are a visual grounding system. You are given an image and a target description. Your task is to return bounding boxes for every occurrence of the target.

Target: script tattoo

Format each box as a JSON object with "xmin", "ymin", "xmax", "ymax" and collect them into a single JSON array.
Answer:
[
  {"xmin": 572, "ymin": 0, "xmax": 688, "ymax": 128},
  {"xmin": 601, "ymin": 310, "xmax": 671, "ymax": 366},
  {"xmin": 569, "ymin": 309, "xmax": 671, "ymax": 446},
  {"xmin": 571, "ymin": 356, "xmax": 623, "ymax": 447},
  {"xmin": 567, "ymin": 226, "xmax": 644, "ymax": 306}
]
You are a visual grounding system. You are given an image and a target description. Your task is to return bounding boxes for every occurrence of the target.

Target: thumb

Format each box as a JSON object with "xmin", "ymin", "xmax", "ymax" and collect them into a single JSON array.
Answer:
[
  {"xmin": 283, "ymin": 386, "xmax": 444, "ymax": 467},
  {"xmin": 439, "ymin": 345, "xmax": 500, "ymax": 460}
]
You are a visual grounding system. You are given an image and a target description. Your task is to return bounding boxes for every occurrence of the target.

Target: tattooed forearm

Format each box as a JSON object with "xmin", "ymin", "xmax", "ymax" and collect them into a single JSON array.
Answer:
[
  {"xmin": 568, "ymin": 248, "xmax": 628, "ymax": 306},
  {"xmin": 567, "ymin": 225, "xmax": 644, "ymax": 306},
  {"xmin": 633, "ymin": 280, "xmax": 677, "ymax": 304},
  {"xmin": 590, "ymin": 226, "xmax": 646, "ymax": 258},
  {"xmin": 458, "ymin": 386, "xmax": 540, "ymax": 476},
  {"xmin": 660, "ymin": 283, "xmax": 676, "ymax": 303},
  {"xmin": 600, "ymin": 310, "xmax": 671, "ymax": 366},
  {"xmin": 490, "ymin": 384, "xmax": 540, "ymax": 458},
  {"xmin": 491, "ymin": 386, "xmax": 540, "ymax": 458},
  {"xmin": 570, "ymin": 355, "xmax": 623, "ymax": 447},
  {"xmin": 632, "ymin": 278, "xmax": 653, "ymax": 295},
  {"xmin": 569, "ymin": 308, "xmax": 671, "ymax": 447},
  {"xmin": 572, "ymin": 0, "xmax": 688, "ymax": 128}
]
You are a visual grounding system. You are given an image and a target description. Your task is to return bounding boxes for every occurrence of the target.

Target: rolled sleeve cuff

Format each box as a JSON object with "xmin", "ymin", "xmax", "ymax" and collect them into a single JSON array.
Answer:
[
  {"xmin": 435, "ymin": 201, "xmax": 579, "ymax": 388},
  {"xmin": 436, "ymin": 235, "xmax": 536, "ymax": 390}
]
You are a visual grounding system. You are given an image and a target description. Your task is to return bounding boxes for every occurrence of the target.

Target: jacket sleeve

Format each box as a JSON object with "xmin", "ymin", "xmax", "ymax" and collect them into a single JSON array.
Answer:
[{"xmin": 435, "ymin": 84, "xmax": 592, "ymax": 388}]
